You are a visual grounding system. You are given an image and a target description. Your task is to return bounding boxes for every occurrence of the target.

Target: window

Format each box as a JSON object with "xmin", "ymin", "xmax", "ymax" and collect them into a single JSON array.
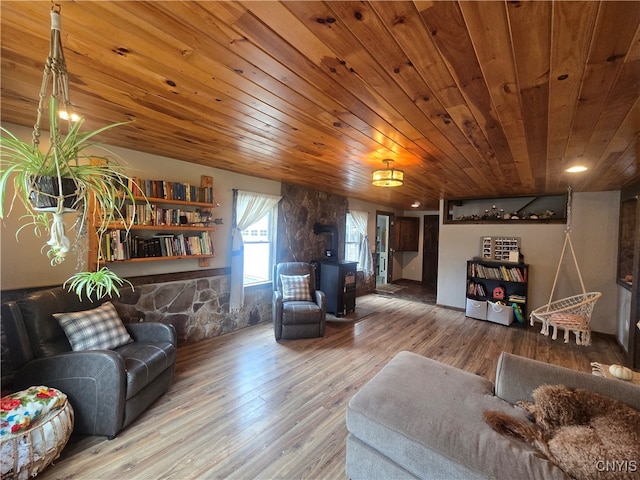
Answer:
[
  {"xmin": 242, "ymin": 209, "xmax": 276, "ymax": 285},
  {"xmin": 345, "ymin": 212, "xmax": 362, "ymax": 263}
]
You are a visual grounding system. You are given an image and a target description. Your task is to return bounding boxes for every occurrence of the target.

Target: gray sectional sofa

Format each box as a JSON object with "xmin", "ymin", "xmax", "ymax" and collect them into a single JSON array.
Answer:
[{"xmin": 346, "ymin": 351, "xmax": 640, "ymax": 479}]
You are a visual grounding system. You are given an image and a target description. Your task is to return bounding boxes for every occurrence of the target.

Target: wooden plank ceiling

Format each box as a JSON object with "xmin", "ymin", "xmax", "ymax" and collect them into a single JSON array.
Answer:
[{"xmin": 1, "ymin": 1, "xmax": 639, "ymax": 210}]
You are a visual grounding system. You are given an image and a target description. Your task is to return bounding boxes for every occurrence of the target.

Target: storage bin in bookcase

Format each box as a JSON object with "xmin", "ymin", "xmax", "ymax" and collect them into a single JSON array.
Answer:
[
  {"xmin": 466, "ymin": 259, "xmax": 529, "ymax": 326},
  {"xmin": 465, "ymin": 299, "xmax": 487, "ymax": 321}
]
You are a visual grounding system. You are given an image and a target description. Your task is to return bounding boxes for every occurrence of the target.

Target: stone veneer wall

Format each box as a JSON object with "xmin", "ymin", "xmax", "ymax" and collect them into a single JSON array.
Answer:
[
  {"xmin": 277, "ymin": 183, "xmax": 348, "ymax": 263},
  {"xmin": 1, "ymin": 269, "xmax": 272, "ymax": 351},
  {"xmin": 111, "ymin": 273, "xmax": 272, "ymax": 345},
  {"xmin": 277, "ymin": 183, "xmax": 374, "ymax": 293}
]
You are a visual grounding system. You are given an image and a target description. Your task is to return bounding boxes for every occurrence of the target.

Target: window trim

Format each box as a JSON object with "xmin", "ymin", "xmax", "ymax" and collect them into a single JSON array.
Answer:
[
  {"xmin": 345, "ymin": 212, "xmax": 362, "ymax": 263},
  {"xmin": 241, "ymin": 208, "xmax": 277, "ymax": 286}
]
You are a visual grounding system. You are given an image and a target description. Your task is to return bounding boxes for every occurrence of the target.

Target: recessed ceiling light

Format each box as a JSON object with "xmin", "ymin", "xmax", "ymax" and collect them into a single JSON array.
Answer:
[
  {"xmin": 566, "ymin": 165, "xmax": 588, "ymax": 173},
  {"xmin": 411, "ymin": 201, "xmax": 421, "ymax": 208}
]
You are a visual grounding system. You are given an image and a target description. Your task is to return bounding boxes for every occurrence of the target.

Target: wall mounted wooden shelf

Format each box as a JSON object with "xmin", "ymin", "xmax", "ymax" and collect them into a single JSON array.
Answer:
[
  {"xmin": 91, "ymin": 175, "xmax": 217, "ymax": 269},
  {"xmin": 444, "ymin": 194, "xmax": 567, "ymax": 224}
]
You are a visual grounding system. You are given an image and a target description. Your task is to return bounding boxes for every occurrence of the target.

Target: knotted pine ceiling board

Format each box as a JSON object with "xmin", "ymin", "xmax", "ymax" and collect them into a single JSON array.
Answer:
[
  {"xmin": 545, "ymin": 1, "xmax": 599, "ymax": 193},
  {"xmin": 563, "ymin": 2, "xmax": 640, "ymax": 175},
  {"xmin": 458, "ymin": 1, "xmax": 535, "ymax": 192},
  {"xmin": 575, "ymin": 14, "xmax": 640, "ymax": 193},
  {"xmin": 1, "ymin": 0, "xmax": 639, "ymax": 210}
]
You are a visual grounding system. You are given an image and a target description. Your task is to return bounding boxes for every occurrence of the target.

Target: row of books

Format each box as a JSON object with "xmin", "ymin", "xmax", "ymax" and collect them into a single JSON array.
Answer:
[
  {"xmin": 508, "ymin": 294, "xmax": 526, "ymax": 304},
  {"xmin": 467, "ymin": 281, "xmax": 486, "ymax": 296},
  {"xmin": 121, "ymin": 204, "xmax": 211, "ymax": 226},
  {"xmin": 468, "ymin": 263, "xmax": 526, "ymax": 282},
  {"xmin": 102, "ymin": 230, "xmax": 214, "ymax": 261},
  {"xmin": 127, "ymin": 177, "xmax": 215, "ymax": 204}
]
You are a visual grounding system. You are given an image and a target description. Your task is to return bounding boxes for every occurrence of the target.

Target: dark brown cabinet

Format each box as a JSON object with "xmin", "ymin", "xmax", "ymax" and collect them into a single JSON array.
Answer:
[
  {"xmin": 320, "ymin": 261, "xmax": 357, "ymax": 317},
  {"xmin": 394, "ymin": 216, "xmax": 419, "ymax": 251}
]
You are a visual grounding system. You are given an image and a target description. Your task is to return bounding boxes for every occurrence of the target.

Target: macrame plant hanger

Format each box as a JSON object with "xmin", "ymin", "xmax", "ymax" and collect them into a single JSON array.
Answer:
[
  {"xmin": 31, "ymin": 3, "xmax": 82, "ymax": 264},
  {"xmin": 529, "ymin": 187, "xmax": 602, "ymax": 345}
]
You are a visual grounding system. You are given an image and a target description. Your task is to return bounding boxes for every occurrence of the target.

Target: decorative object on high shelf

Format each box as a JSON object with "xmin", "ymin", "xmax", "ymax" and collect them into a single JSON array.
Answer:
[
  {"xmin": 443, "ymin": 194, "xmax": 567, "ymax": 224},
  {"xmin": 0, "ymin": 4, "xmax": 138, "ymax": 300},
  {"xmin": 372, "ymin": 159, "xmax": 404, "ymax": 187}
]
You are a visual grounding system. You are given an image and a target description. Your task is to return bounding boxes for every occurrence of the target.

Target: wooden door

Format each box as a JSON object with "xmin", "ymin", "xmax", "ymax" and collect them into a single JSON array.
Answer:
[{"xmin": 422, "ymin": 215, "xmax": 439, "ymax": 288}]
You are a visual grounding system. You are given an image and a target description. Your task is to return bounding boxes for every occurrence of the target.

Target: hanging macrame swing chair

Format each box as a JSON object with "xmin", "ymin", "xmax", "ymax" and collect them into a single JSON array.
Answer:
[{"xmin": 529, "ymin": 188, "xmax": 601, "ymax": 346}]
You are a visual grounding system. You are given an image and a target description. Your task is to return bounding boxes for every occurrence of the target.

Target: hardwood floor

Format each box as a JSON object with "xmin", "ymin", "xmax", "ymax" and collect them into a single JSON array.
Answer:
[
  {"xmin": 376, "ymin": 279, "xmax": 437, "ymax": 304},
  {"xmin": 42, "ymin": 294, "xmax": 625, "ymax": 480}
]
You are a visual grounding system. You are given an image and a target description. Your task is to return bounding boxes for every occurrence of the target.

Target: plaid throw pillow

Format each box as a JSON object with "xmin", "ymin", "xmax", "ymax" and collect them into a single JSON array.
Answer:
[
  {"xmin": 53, "ymin": 301, "xmax": 133, "ymax": 351},
  {"xmin": 280, "ymin": 274, "xmax": 312, "ymax": 301}
]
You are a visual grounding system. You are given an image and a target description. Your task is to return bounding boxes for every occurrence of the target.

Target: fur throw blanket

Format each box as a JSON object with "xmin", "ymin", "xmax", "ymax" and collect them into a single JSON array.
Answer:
[{"xmin": 484, "ymin": 385, "xmax": 640, "ymax": 480}]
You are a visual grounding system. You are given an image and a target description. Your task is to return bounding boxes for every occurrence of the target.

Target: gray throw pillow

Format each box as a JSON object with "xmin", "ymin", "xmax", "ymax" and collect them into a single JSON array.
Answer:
[
  {"xmin": 53, "ymin": 301, "xmax": 133, "ymax": 351},
  {"xmin": 280, "ymin": 274, "xmax": 312, "ymax": 301}
]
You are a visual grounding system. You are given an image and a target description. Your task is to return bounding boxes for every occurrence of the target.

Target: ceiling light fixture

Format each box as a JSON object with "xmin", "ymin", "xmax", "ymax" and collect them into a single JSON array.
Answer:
[
  {"xmin": 372, "ymin": 159, "xmax": 404, "ymax": 187},
  {"xmin": 411, "ymin": 201, "xmax": 421, "ymax": 208},
  {"xmin": 566, "ymin": 165, "xmax": 588, "ymax": 173}
]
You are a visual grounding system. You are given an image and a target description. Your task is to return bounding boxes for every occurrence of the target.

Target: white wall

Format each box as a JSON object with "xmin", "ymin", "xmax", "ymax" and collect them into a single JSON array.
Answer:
[
  {"xmin": 0, "ymin": 123, "xmax": 280, "ymax": 290},
  {"xmin": 437, "ymin": 191, "xmax": 620, "ymax": 335}
]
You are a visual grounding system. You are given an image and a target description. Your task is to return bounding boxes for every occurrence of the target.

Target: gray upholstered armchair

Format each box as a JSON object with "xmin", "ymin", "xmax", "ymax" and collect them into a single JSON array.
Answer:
[
  {"xmin": 273, "ymin": 262, "xmax": 326, "ymax": 340},
  {"xmin": 1, "ymin": 287, "xmax": 176, "ymax": 438}
]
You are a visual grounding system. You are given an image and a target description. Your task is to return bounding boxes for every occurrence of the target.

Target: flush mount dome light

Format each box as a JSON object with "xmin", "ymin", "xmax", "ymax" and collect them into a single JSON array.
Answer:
[
  {"xmin": 566, "ymin": 165, "xmax": 588, "ymax": 173},
  {"xmin": 372, "ymin": 159, "xmax": 404, "ymax": 187}
]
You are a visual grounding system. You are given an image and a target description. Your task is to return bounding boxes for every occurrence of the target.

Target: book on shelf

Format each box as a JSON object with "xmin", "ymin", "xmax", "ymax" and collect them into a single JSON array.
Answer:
[
  {"xmin": 508, "ymin": 294, "xmax": 526, "ymax": 303},
  {"xmin": 469, "ymin": 262, "xmax": 525, "ymax": 283},
  {"xmin": 122, "ymin": 203, "xmax": 213, "ymax": 226},
  {"xmin": 467, "ymin": 281, "xmax": 486, "ymax": 297},
  {"xmin": 127, "ymin": 177, "xmax": 215, "ymax": 204},
  {"xmin": 102, "ymin": 231, "xmax": 214, "ymax": 261}
]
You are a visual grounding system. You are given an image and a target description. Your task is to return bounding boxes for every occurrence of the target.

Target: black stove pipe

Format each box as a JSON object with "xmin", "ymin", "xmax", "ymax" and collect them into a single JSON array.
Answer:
[{"xmin": 313, "ymin": 223, "xmax": 338, "ymax": 260}]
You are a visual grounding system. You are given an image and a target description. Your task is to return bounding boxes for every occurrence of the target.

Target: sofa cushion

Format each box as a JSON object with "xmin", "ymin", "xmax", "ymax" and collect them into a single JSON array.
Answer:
[
  {"xmin": 115, "ymin": 341, "xmax": 176, "ymax": 399},
  {"xmin": 16, "ymin": 288, "xmax": 98, "ymax": 358},
  {"xmin": 53, "ymin": 302, "xmax": 133, "ymax": 352},
  {"xmin": 347, "ymin": 351, "xmax": 568, "ymax": 480},
  {"xmin": 280, "ymin": 274, "xmax": 312, "ymax": 301},
  {"xmin": 282, "ymin": 302, "xmax": 322, "ymax": 325}
]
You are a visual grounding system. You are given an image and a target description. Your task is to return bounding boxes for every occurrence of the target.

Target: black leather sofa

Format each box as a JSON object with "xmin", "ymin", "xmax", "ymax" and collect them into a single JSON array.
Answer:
[{"xmin": 1, "ymin": 287, "xmax": 176, "ymax": 438}]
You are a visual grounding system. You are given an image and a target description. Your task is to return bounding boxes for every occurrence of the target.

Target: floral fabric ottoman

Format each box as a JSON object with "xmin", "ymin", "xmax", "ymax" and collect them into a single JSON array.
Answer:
[{"xmin": 1, "ymin": 386, "xmax": 74, "ymax": 479}]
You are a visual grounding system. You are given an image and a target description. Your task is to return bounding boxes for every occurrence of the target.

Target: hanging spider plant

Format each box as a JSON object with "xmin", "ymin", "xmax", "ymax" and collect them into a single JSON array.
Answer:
[
  {"xmin": 0, "ymin": 6, "xmax": 141, "ymax": 300},
  {"xmin": 63, "ymin": 267, "xmax": 134, "ymax": 302},
  {"xmin": 0, "ymin": 100, "xmax": 142, "ymax": 299},
  {"xmin": 0, "ymin": 97, "xmax": 138, "ymax": 264}
]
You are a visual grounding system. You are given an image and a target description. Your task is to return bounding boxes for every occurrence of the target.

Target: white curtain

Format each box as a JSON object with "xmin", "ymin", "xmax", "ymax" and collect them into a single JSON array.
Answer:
[
  {"xmin": 229, "ymin": 190, "xmax": 282, "ymax": 311},
  {"xmin": 349, "ymin": 210, "xmax": 374, "ymax": 276}
]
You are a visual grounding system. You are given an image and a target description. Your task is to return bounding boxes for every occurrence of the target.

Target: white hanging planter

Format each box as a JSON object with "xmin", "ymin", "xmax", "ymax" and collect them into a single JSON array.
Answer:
[{"xmin": 46, "ymin": 212, "xmax": 72, "ymax": 265}]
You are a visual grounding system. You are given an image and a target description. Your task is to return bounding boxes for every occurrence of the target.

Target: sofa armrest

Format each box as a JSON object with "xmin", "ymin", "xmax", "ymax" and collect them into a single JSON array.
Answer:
[
  {"xmin": 16, "ymin": 350, "xmax": 127, "ymax": 437},
  {"xmin": 126, "ymin": 322, "xmax": 176, "ymax": 345},
  {"xmin": 495, "ymin": 352, "xmax": 640, "ymax": 410},
  {"xmin": 314, "ymin": 289, "xmax": 326, "ymax": 312},
  {"xmin": 273, "ymin": 291, "xmax": 283, "ymax": 339}
]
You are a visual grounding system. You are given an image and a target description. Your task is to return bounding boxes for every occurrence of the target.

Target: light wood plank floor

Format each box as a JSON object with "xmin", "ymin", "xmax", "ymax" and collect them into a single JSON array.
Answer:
[{"xmin": 41, "ymin": 294, "xmax": 625, "ymax": 480}]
